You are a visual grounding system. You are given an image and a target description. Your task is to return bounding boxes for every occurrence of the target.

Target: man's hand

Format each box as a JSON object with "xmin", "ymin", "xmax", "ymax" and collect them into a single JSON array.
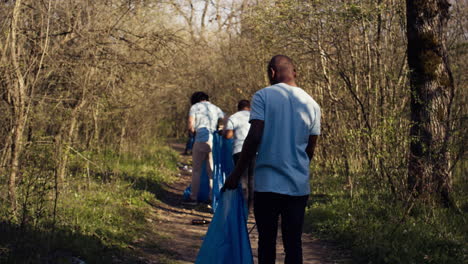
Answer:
[{"xmin": 223, "ymin": 171, "xmax": 241, "ymax": 191}]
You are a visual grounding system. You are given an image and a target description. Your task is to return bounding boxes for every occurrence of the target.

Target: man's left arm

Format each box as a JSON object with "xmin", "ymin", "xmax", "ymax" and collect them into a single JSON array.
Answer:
[
  {"xmin": 223, "ymin": 118, "xmax": 234, "ymax": 139},
  {"xmin": 306, "ymin": 104, "xmax": 321, "ymax": 161},
  {"xmin": 223, "ymin": 129, "xmax": 234, "ymax": 139},
  {"xmin": 216, "ymin": 107, "xmax": 226, "ymax": 131},
  {"xmin": 223, "ymin": 120, "xmax": 264, "ymax": 190}
]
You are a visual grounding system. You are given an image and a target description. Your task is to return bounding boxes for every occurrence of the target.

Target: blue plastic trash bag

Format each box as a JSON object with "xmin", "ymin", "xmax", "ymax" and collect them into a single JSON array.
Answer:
[
  {"xmin": 183, "ymin": 132, "xmax": 233, "ymax": 204},
  {"xmin": 195, "ymin": 187, "xmax": 253, "ymax": 264},
  {"xmin": 183, "ymin": 162, "xmax": 210, "ymax": 202},
  {"xmin": 212, "ymin": 133, "xmax": 234, "ymax": 211},
  {"xmin": 183, "ymin": 185, "xmax": 191, "ymax": 200}
]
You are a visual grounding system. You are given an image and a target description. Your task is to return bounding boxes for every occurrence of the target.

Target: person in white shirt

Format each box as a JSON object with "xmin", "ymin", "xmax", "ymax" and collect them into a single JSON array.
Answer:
[
  {"xmin": 223, "ymin": 99, "xmax": 254, "ymax": 210},
  {"xmin": 187, "ymin": 92, "xmax": 225, "ymax": 203},
  {"xmin": 224, "ymin": 55, "xmax": 321, "ymax": 264}
]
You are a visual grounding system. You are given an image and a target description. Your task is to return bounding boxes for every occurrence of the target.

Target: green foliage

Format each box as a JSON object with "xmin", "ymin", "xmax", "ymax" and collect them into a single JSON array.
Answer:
[
  {"xmin": 0, "ymin": 142, "xmax": 179, "ymax": 263},
  {"xmin": 305, "ymin": 168, "xmax": 467, "ymax": 264},
  {"xmin": 58, "ymin": 179, "xmax": 152, "ymax": 248}
]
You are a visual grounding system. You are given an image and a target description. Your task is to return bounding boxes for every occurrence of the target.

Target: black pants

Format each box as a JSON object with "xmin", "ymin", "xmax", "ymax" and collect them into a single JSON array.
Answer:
[
  {"xmin": 232, "ymin": 153, "xmax": 255, "ymax": 210},
  {"xmin": 254, "ymin": 192, "xmax": 309, "ymax": 264}
]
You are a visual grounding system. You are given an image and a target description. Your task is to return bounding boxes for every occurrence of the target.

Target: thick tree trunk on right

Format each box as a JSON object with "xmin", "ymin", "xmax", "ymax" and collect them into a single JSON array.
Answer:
[{"xmin": 406, "ymin": 0, "xmax": 455, "ymax": 207}]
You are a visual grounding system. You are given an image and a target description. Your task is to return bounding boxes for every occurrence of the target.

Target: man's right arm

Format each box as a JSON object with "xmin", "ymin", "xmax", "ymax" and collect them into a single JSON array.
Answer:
[
  {"xmin": 223, "ymin": 120, "xmax": 264, "ymax": 190},
  {"xmin": 306, "ymin": 135, "xmax": 318, "ymax": 161},
  {"xmin": 187, "ymin": 116, "xmax": 195, "ymax": 133},
  {"xmin": 223, "ymin": 117, "xmax": 234, "ymax": 139},
  {"xmin": 187, "ymin": 105, "xmax": 196, "ymax": 133},
  {"xmin": 224, "ymin": 91, "xmax": 264, "ymax": 189}
]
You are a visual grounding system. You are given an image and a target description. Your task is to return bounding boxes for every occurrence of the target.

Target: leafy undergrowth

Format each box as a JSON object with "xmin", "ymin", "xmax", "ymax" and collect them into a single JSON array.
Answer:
[
  {"xmin": 0, "ymin": 142, "xmax": 179, "ymax": 263},
  {"xmin": 305, "ymin": 169, "xmax": 467, "ymax": 264}
]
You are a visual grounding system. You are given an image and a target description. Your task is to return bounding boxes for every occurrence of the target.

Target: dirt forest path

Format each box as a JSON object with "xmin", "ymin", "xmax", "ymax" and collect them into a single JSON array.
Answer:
[{"xmin": 140, "ymin": 141, "xmax": 347, "ymax": 264}]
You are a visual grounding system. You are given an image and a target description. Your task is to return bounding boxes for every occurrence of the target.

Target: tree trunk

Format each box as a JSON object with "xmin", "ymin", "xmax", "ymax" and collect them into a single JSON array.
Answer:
[
  {"xmin": 57, "ymin": 99, "xmax": 86, "ymax": 186},
  {"xmin": 9, "ymin": 113, "xmax": 25, "ymax": 214},
  {"xmin": 0, "ymin": 129, "xmax": 13, "ymax": 178},
  {"xmin": 406, "ymin": 0, "xmax": 455, "ymax": 207},
  {"xmin": 93, "ymin": 106, "xmax": 99, "ymax": 149},
  {"xmin": 8, "ymin": 0, "xmax": 26, "ymax": 214},
  {"xmin": 119, "ymin": 116, "xmax": 128, "ymax": 156}
]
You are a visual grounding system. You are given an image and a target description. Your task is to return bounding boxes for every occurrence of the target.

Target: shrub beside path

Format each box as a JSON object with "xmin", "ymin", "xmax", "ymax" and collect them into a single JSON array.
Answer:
[{"xmin": 134, "ymin": 141, "xmax": 348, "ymax": 264}]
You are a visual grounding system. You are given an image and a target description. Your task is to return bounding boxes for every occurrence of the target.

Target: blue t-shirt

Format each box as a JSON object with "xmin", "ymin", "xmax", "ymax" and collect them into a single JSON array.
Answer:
[
  {"xmin": 189, "ymin": 101, "xmax": 225, "ymax": 143},
  {"xmin": 250, "ymin": 83, "xmax": 321, "ymax": 196}
]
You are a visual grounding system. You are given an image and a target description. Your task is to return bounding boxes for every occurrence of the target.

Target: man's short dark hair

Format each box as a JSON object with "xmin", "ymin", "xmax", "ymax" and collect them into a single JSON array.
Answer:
[
  {"xmin": 237, "ymin": 99, "xmax": 250, "ymax": 111},
  {"xmin": 190, "ymin": 92, "xmax": 209, "ymax": 105},
  {"xmin": 267, "ymin": 55, "xmax": 296, "ymax": 85},
  {"xmin": 268, "ymin": 55, "xmax": 295, "ymax": 73}
]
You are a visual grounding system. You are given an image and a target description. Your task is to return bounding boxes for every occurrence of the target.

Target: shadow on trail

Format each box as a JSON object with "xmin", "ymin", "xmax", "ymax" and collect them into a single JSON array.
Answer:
[
  {"xmin": 0, "ymin": 221, "xmax": 142, "ymax": 264},
  {"xmin": 145, "ymin": 199, "xmax": 210, "ymax": 220},
  {"xmin": 123, "ymin": 172, "xmax": 212, "ymax": 219}
]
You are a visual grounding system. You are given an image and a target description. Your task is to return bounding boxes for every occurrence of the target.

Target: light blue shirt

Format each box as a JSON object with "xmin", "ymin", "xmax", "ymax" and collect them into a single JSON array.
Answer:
[
  {"xmin": 189, "ymin": 101, "xmax": 224, "ymax": 143},
  {"xmin": 250, "ymin": 83, "xmax": 321, "ymax": 196},
  {"xmin": 226, "ymin": 110, "xmax": 251, "ymax": 155}
]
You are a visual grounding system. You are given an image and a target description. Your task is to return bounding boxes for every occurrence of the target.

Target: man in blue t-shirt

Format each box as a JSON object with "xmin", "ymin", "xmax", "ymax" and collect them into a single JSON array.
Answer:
[{"xmin": 224, "ymin": 55, "xmax": 321, "ymax": 264}]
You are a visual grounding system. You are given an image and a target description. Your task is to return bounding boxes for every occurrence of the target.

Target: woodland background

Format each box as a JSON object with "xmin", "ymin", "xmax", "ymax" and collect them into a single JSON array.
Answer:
[{"xmin": 0, "ymin": 0, "xmax": 466, "ymax": 263}]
